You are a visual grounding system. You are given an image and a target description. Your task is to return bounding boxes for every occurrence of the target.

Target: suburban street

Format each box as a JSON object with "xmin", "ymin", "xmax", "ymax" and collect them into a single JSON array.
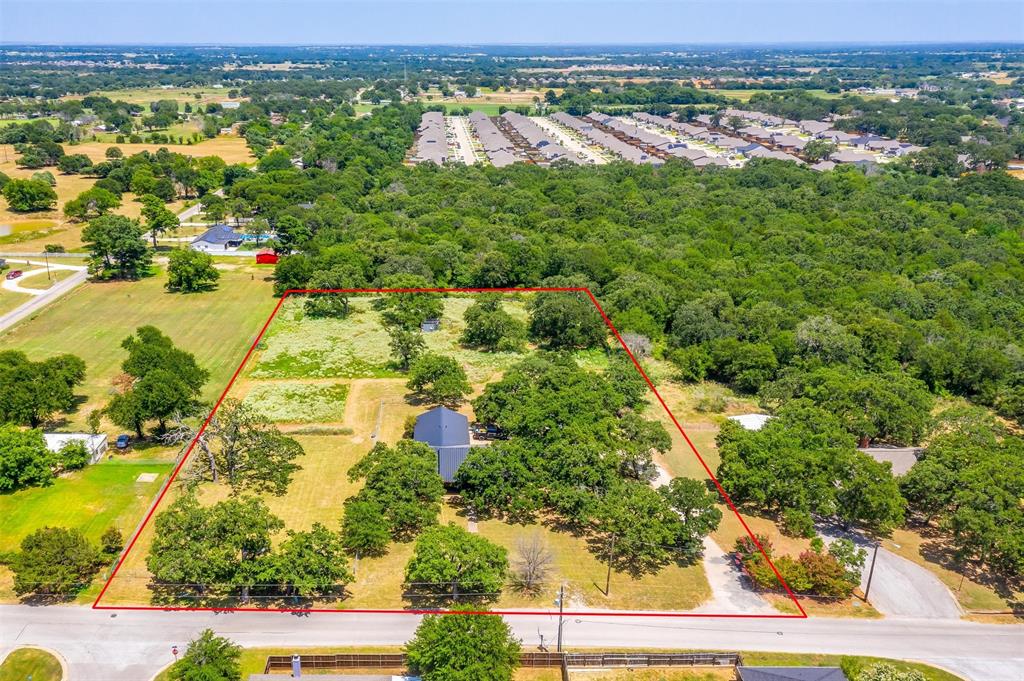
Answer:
[
  {"xmin": 446, "ymin": 115, "xmax": 479, "ymax": 164},
  {"xmin": 1, "ymin": 605, "xmax": 1022, "ymax": 680}
]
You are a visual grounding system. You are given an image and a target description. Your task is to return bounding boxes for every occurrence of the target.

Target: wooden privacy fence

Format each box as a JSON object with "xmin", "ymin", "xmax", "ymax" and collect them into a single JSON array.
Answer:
[
  {"xmin": 265, "ymin": 651, "xmax": 741, "ymax": 674},
  {"xmin": 264, "ymin": 653, "xmax": 404, "ymax": 671}
]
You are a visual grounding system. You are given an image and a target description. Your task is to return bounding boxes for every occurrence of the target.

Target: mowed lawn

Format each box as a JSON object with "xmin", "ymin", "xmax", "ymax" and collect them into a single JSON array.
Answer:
[
  {"xmin": 0, "ymin": 459, "xmax": 172, "ymax": 603},
  {"xmin": 0, "ymin": 459, "xmax": 172, "ymax": 552},
  {"xmin": 0, "ymin": 648, "xmax": 63, "ymax": 681},
  {"xmin": 0, "ymin": 267, "xmax": 277, "ymax": 429}
]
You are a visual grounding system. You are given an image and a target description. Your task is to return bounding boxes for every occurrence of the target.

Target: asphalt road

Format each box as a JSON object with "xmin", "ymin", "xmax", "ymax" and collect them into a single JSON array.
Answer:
[
  {"xmin": 0, "ymin": 266, "xmax": 87, "ymax": 334},
  {"xmin": 2, "ymin": 605, "xmax": 1022, "ymax": 680},
  {"xmin": 819, "ymin": 525, "xmax": 962, "ymax": 620}
]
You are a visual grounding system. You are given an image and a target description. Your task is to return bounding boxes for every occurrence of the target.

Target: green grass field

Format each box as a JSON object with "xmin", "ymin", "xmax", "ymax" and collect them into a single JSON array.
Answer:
[
  {"xmin": 0, "ymin": 648, "xmax": 63, "ymax": 681},
  {"xmin": 0, "ymin": 266, "xmax": 277, "ymax": 429},
  {"xmin": 0, "ymin": 459, "xmax": 172, "ymax": 553},
  {"xmin": 434, "ymin": 102, "xmax": 508, "ymax": 115},
  {"xmin": 0, "ymin": 117, "xmax": 61, "ymax": 128}
]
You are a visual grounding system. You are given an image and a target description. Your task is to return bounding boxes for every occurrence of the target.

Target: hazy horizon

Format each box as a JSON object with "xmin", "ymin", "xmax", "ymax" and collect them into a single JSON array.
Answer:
[{"xmin": 2, "ymin": 1, "xmax": 1022, "ymax": 45}]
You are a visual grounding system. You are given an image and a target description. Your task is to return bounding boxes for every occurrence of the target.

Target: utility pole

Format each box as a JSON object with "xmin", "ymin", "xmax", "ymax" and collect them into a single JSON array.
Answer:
[
  {"xmin": 43, "ymin": 250, "xmax": 51, "ymax": 281},
  {"xmin": 604, "ymin": 534, "xmax": 617, "ymax": 596},
  {"xmin": 556, "ymin": 584, "xmax": 565, "ymax": 652},
  {"xmin": 863, "ymin": 541, "xmax": 880, "ymax": 601}
]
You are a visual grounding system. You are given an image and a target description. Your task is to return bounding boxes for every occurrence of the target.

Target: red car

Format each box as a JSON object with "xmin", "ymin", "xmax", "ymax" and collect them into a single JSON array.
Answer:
[{"xmin": 5, "ymin": 270, "xmax": 22, "ymax": 280}]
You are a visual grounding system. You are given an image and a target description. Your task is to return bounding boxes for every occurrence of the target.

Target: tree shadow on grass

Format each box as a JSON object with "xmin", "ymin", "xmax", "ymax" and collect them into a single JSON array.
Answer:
[
  {"xmin": 147, "ymin": 582, "xmax": 350, "ymax": 611},
  {"xmin": 913, "ymin": 523, "xmax": 1024, "ymax": 616}
]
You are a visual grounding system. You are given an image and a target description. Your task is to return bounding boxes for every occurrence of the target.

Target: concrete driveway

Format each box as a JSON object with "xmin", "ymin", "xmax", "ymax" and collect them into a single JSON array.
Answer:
[
  {"xmin": 652, "ymin": 464, "xmax": 775, "ymax": 615},
  {"xmin": 818, "ymin": 524, "xmax": 962, "ymax": 619}
]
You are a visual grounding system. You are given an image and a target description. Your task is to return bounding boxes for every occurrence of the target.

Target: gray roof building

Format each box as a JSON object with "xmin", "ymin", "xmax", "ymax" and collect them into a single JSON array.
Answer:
[
  {"xmin": 413, "ymin": 406, "xmax": 472, "ymax": 484},
  {"xmin": 468, "ymin": 111, "xmax": 521, "ymax": 166},
  {"xmin": 737, "ymin": 667, "xmax": 847, "ymax": 681},
  {"xmin": 771, "ymin": 134, "xmax": 808, "ymax": 151},
  {"xmin": 556, "ymin": 112, "xmax": 662, "ymax": 164},
  {"xmin": 411, "ymin": 111, "xmax": 447, "ymax": 165},
  {"xmin": 830, "ymin": 149, "xmax": 878, "ymax": 164},
  {"xmin": 190, "ymin": 224, "xmax": 244, "ymax": 252},
  {"xmin": 799, "ymin": 120, "xmax": 833, "ymax": 135},
  {"xmin": 500, "ymin": 112, "xmax": 582, "ymax": 164}
]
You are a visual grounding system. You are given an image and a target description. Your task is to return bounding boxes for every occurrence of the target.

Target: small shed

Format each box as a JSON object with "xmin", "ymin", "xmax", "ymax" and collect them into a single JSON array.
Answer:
[
  {"xmin": 255, "ymin": 249, "xmax": 279, "ymax": 265},
  {"xmin": 420, "ymin": 318, "xmax": 441, "ymax": 333},
  {"xmin": 43, "ymin": 433, "xmax": 108, "ymax": 465},
  {"xmin": 413, "ymin": 406, "xmax": 471, "ymax": 484}
]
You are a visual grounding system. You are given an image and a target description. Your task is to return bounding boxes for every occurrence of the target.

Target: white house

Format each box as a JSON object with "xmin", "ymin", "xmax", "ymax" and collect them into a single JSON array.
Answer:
[{"xmin": 43, "ymin": 433, "xmax": 108, "ymax": 465}]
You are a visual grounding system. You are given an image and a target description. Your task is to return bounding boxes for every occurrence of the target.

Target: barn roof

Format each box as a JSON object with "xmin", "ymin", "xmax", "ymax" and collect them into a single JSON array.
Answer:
[{"xmin": 413, "ymin": 406, "xmax": 470, "ymax": 448}]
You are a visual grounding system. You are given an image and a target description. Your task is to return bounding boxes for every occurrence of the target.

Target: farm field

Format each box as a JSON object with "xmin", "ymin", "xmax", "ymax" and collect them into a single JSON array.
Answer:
[
  {"xmin": 710, "ymin": 88, "xmax": 876, "ymax": 101},
  {"xmin": 99, "ymin": 293, "xmax": 722, "ymax": 612},
  {"xmin": 0, "ymin": 137, "xmax": 252, "ymax": 251},
  {"xmin": 61, "ymin": 86, "xmax": 243, "ymax": 110},
  {"xmin": 0, "ymin": 117, "xmax": 61, "ymax": 128},
  {"xmin": 0, "ymin": 266, "xmax": 277, "ymax": 430}
]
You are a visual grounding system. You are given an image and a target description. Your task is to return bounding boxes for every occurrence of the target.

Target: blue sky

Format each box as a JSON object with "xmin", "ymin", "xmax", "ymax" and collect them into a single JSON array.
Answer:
[{"xmin": 1, "ymin": 0, "xmax": 1022, "ymax": 45}]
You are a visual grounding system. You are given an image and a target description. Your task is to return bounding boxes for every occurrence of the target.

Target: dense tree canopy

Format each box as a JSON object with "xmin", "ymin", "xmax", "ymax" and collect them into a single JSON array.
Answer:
[
  {"xmin": 404, "ymin": 523, "xmax": 509, "ymax": 603},
  {"xmin": 717, "ymin": 403, "xmax": 906, "ymax": 534},
  {"xmin": 406, "ymin": 611, "xmax": 521, "ymax": 681},
  {"xmin": 0, "ymin": 350, "xmax": 86, "ymax": 427},
  {"xmin": 11, "ymin": 526, "xmax": 101, "ymax": 598},
  {"xmin": 345, "ymin": 439, "xmax": 445, "ymax": 541}
]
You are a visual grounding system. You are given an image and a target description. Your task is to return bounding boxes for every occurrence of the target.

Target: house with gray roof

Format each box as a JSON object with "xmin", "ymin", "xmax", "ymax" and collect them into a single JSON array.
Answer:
[
  {"xmin": 799, "ymin": 120, "xmax": 833, "ymax": 135},
  {"xmin": 831, "ymin": 149, "xmax": 878, "ymax": 165},
  {"xmin": 771, "ymin": 134, "xmax": 808, "ymax": 151},
  {"xmin": 666, "ymin": 146, "xmax": 707, "ymax": 161},
  {"xmin": 190, "ymin": 224, "xmax": 245, "ymax": 253},
  {"xmin": 413, "ymin": 406, "xmax": 472, "ymax": 484},
  {"xmin": 411, "ymin": 111, "xmax": 447, "ymax": 165},
  {"xmin": 692, "ymin": 156, "xmax": 731, "ymax": 168}
]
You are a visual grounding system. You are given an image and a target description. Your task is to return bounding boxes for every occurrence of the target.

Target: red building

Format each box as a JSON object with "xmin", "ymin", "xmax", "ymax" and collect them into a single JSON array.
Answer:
[{"xmin": 255, "ymin": 250, "xmax": 279, "ymax": 265}]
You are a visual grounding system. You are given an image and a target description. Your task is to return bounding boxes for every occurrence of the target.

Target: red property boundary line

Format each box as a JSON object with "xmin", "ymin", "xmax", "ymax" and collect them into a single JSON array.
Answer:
[{"xmin": 93, "ymin": 287, "xmax": 807, "ymax": 619}]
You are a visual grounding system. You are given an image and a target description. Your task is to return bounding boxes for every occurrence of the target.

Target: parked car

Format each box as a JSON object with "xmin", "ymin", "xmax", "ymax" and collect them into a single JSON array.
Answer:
[
  {"xmin": 5, "ymin": 270, "xmax": 22, "ymax": 280},
  {"xmin": 115, "ymin": 434, "xmax": 131, "ymax": 449},
  {"xmin": 471, "ymin": 423, "xmax": 507, "ymax": 440}
]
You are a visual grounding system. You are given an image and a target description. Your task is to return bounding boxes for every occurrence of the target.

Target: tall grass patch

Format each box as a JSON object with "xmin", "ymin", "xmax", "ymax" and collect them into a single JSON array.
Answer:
[{"xmin": 244, "ymin": 381, "xmax": 350, "ymax": 423}]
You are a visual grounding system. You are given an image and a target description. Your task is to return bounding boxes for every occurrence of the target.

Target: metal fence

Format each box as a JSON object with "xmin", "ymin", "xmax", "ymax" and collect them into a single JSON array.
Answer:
[
  {"xmin": 565, "ymin": 652, "xmax": 741, "ymax": 667},
  {"xmin": 264, "ymin": 650, "xmax": 742, "ymax": 674}
]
